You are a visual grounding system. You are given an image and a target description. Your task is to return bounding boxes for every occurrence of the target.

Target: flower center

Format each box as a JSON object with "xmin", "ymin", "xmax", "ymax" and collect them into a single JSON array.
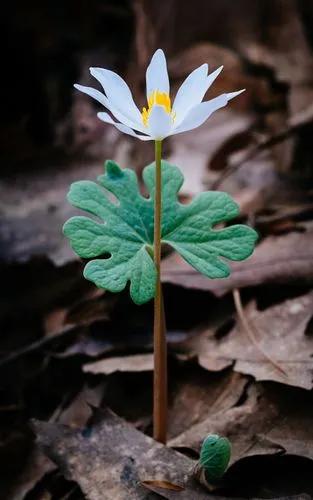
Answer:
[{"xmin": 142, "ymin": 90, "xmax": 175, "ymax": 126}]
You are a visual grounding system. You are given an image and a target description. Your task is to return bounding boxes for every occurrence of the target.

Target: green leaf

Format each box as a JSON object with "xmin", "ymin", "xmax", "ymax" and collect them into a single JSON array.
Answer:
[
  {"xmin": 144, "ymin": 162, "xmax": 258, "ymax": 279},
  {"xmin": 63, "ymin": 160, "xmax": 257, "ymax": 304},
  {"xmin": 63, "ymin": 160, "xmax": 156, "ymax": 305},
  {"xmin": 200, "ymin": 434, "xmax": 231, "ymax": 482}
]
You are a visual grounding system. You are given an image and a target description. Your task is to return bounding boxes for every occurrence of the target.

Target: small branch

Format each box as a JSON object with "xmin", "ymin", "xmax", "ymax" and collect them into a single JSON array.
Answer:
[{"xmin": 233, "ymin": 289, "xmax": 288, "ymax": 377}]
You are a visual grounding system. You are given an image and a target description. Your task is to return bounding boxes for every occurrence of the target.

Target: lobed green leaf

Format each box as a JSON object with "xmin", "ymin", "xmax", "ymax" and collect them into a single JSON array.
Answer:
[{"xmin": 63, "ymin": 160, "xmax": 257, "ymax": 304}]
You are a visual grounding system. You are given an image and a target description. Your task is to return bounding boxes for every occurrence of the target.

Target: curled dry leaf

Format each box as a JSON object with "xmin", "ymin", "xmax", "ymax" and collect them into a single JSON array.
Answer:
[
  {"xmin": 170, "ymin": 382, "xmax": 313, "ymax": 467},
  {"xmin": 195, "ymin": 291, "xmax": 313, "ymax": 389}
]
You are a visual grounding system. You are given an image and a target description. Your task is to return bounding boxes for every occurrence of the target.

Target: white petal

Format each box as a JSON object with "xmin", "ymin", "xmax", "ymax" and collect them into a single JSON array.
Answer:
[
  {"xmin": 147, "ymin": 105, "xmax": 173, "ymax": 140},
  {"xmin": 205, "ymin": 65, "xmax": 224, "ymax": 90},
  {"xmin": 97, "ymin": 112, "xmax": 152, "ymax": 141},
  {"xmin": 225, "ymin": 89, "xmax": 246, "ymax": 100},
  {"xmin": 146, "ymin": 49, "xmax": 169, "ymax": 98},
  {"xmin": 90, "ymin": 67, "xmax": 144, "ymax": 130},
  {"xmin": 172, "ymin": 64, "xmax": 208, "ymax": 123},
  {"xmin": 105, "ymin": 101, "xmax": 146, "ymax": 132},
  {"xmin": 74, "ymin": 84, "xmax": 108, "ymax": 107},
  {"xmin": 75, "ymin": 82, "xmax": 145, "ymax": 133},
  {"xmin": 173, "ymin": 89, "xmax": 245, "ymax": 135},
  {"xmin": 173, "ymin": 65, "xmax": 223, "ymax": 126}
]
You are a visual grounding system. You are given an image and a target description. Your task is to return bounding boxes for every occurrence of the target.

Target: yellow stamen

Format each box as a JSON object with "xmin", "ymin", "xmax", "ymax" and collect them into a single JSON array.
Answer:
[{"xmin": 142, "ymin": 90, "xmax": 175, "ymax": 127}]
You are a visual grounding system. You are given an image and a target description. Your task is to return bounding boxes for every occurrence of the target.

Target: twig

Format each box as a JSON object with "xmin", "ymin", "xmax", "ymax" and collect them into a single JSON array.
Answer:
[{"xmin": 233, "ymin": 289, "xmax": 288, "ymax": 377}]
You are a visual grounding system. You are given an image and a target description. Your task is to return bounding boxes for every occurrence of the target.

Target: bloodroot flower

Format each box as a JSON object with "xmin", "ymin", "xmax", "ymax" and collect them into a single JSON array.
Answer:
[{"xmin": 74, "ymin": 49, "xmax": 244, "ymax": 141}]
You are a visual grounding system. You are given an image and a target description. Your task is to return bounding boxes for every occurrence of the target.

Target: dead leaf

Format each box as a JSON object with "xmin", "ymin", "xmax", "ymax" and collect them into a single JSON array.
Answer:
[
  {"xmin": 33, "ymin": 409, "xmax": 211, "ymax": 500},
  {"xmin": 168, "ymin": 369, "xmax": 248, "ymax": 439},
  {"xmin": 44, "ymin": 308, "xmax": 68, "ymax": 337},
  {"xmin": 83, "ymin": 353, "xmax": 154, "ymax": 375},
  {"xmin": 170, "ymin": 382, "xmax": 313, "ymax": 466},
  {"xmin": 52, "ymin": 384, "xmax": 104, "ymax": 428},
  {"xmin": 64, "ymin": 287, "xmax": 109, "ymax": 326},
  {"xmin": 196, "ymin": 291, "xmax": 313, "ymax": 389}
]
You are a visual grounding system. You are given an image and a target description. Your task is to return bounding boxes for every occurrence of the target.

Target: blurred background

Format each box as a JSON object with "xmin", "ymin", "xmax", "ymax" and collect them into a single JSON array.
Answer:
[{"xmin": 1, "ymin": 1, "xmax": 313, "ymax": 499}]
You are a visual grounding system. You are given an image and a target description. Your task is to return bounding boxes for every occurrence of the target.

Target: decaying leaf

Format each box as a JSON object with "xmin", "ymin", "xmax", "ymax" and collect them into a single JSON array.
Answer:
[
  {"xmin": 52, "ymin": 384, "xmax": 104, "ymax": 428},
  {"xmin": 170, "ymin": 382, "xmax": 313, "ymax": 467},
  {"xmin": 168, "ymin": 370, "xmax": 248, "ymax": 440},
  {"xmin": 81, "ymin": 359, "xmax": 248, "ymax": 438},
  {"xmin": 83, "ymin": 353, "xmax": 154, "ymax": 375},
  {"xmin": 33, "ymin": 409, "xmax": 211, "ymax": 500},
  {"xmin": 194, "ymin": 291, "xmax": 313, "ymax": 389}
]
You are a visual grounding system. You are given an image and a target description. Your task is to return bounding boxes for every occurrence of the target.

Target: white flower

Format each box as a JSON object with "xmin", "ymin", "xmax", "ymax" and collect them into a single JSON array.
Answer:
[{"xmin": 74, "ymin": 49, "xmax": 245, "ymax": 141}]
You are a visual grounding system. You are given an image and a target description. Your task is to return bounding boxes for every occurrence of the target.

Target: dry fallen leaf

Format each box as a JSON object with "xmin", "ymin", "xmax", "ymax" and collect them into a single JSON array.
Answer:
[
  {"xmin": 194, "ymin": 291, "xmax": 313, "ymax": 389},
  {"xmin": 168, "ymin": 369, "xmax": 248, "ymax": 439},
  {"xmin": 83, "ymin": 353, "xmax": 154, "ymax": 375},
  {"xmin": 33, "ymin": 409, "xmax": 211, "ymax": 500},
  {"xmin": 170, "ymin": 381, "xmax": 313, "ymax": 466},
  {"xmin": 52, "ymin": 384, "xmax": 104, "ymax": 428}
]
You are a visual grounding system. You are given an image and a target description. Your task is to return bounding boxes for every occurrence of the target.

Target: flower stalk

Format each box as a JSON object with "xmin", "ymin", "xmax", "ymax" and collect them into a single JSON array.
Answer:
[{"xmin": 153, "ymin": 139, "xmax": 167, "ymax": 443}]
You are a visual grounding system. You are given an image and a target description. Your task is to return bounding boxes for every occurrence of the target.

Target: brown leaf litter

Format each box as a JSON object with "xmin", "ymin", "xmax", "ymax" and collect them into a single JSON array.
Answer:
[{"xmin": 190, "ymin": 291, "xmax": 313, "ymax": 390}]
